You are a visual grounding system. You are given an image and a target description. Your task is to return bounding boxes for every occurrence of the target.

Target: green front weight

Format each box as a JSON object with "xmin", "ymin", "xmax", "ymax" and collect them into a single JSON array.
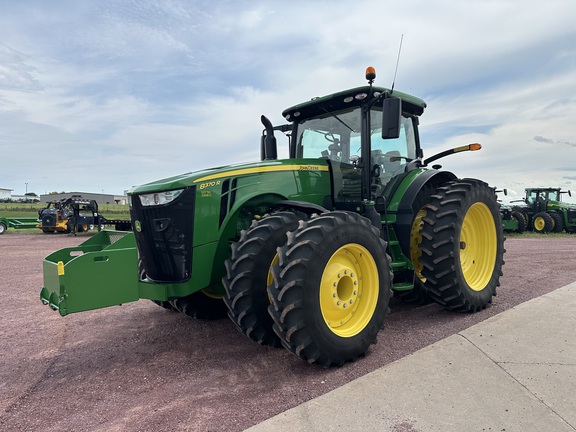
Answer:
[{"xmin": 40, "ymin": 231, "xmax": 139, "ymax": 316}]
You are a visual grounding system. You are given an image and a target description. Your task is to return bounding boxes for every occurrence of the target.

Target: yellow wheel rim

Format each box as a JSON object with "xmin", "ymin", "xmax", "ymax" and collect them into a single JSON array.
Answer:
[
  {"xmin": 267, "ymin": 254, "xmax": 279, "ymax": 287},
  {"xmin": 460, "ymin": 203, "xmax": 497, "ymax": 291},
  {"xmin": 266, "ymin": 254, "xmax": 279, "ymax": 303},
  {"xmin": 320, "ymin": 244, "xmax": 379, "ymax": 337},
  {"xmin": 534, "ymin": 216, "xmax": 545, "ymax": 231},
  {"xmin": 410, "ymin": 208, "xmax": 427, "ymax": 282},
  {"xmin": 202, "ymin": 289, "xmax": 224, "ymax": 300}
]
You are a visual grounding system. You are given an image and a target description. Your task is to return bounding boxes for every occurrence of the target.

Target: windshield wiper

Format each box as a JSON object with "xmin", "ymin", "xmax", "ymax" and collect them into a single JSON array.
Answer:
[{"xmin": 321, "ymin": 107, "xmax": 356, "ymax": 133}]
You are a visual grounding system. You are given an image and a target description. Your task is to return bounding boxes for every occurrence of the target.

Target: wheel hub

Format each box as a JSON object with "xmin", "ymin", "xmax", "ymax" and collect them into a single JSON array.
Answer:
[
  {"xmin": 325, "ymin": 264, "xmax": 359, "ymax": 316},
  {"xmin": 320, "ymin": 245, "xmax": 379, "ymax": 338}
]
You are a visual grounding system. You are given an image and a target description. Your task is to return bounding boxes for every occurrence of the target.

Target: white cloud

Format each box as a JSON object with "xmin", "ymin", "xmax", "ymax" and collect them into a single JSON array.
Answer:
[{"xmin": 0, "ymin": 0, "xmax": 576, "ymax": 200}]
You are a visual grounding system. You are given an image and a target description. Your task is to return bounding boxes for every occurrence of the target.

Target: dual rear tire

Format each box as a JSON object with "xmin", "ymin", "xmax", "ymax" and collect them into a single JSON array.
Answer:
[
  {"xmin": 419, "ymin": 179, "xmax": 505, "ymax": 312},
  {"xmin": 533, "ymin": 211, "xmax": 565, "ymax": 233}
]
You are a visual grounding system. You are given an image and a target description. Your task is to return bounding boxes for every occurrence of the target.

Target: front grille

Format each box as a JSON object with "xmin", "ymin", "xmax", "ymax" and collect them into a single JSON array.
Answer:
[{"xmin": 131, "ymin": 186, "xmax": 196, "ymax": 283}]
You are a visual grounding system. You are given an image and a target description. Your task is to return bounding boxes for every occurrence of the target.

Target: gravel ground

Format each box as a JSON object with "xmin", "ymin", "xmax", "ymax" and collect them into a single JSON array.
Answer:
[{"xmin": 1, "ymin": 231, "xmax": 575, "ymax": 432}]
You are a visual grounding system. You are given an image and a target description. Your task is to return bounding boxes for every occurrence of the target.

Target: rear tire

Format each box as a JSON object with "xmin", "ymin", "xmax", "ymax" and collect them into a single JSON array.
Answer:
[
  {"xmin": 138, "ymin": 257, "xmax": 225, "ymax": 318},
  {"xmin": 223, "ymin": 211, "xmax": 304, "ymax": 347},
  {"xmin": 419, "ymin": 179, "xmax": 505, "ymax": 312},
  {"xmin": 150, "ymin": 300, "xmax": 178, "ymax": 312},
  {"xmin": 268, "ymin": 211, "xmax": 392, "ymax": 366},
  {"xmin": 398, "ymin": 184, "xmax": 436, "ymax": 304},
  {"xmin": 0, "ymin": 222, "xmax": 6, "ymax": 235},
  {"xmin": 549, "ymin": 212, "xmax": 564, "ymax": 233}
]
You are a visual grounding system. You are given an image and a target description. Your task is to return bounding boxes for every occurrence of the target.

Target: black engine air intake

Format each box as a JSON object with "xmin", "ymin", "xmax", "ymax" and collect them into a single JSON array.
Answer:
[{"xmin": 131, "ymin": 186, "xmax": 196, "ymax": 283}]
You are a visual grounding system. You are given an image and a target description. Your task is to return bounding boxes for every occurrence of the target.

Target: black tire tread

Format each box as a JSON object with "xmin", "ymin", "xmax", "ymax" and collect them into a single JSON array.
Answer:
[
  {"xmin": 268, "ymin": 211, "xmax": 393, "ymax": 367},
  {"xmin": 419, "ymin": 179, "xmax": 505, "ymax": 312},
  {"xmin": 533, "ymin": 211, "xmax": 554, "ymax": 233},
  {"xmin": 549, "ymin": 212, "xmax": 564, "ymax": 233},
  {"xmin": 222, "ymin": 211, "xmax": 304, "ymax": 347},
  {"xmin": 511, "ymin": 211, "xmax": 527, "ymax": 233}
]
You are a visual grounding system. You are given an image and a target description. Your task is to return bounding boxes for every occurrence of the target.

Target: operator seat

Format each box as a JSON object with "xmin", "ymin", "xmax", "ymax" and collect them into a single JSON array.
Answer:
[
  {"xmin": 380, "ymin": 150, "xmax": 403, "ymax": 185},
  {"xmin": 371, "ymin": 150, "xmax": 404, "ymax": 197}
]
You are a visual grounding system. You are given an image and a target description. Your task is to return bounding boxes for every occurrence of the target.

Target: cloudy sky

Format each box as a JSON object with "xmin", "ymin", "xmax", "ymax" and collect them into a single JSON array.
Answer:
[{"xmin": 1, "ymin": 0, "xmax": 576, "ymax": 203}]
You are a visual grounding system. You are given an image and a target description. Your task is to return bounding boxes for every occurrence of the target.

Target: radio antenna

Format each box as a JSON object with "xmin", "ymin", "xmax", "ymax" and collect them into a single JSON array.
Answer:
[{"xmin": 391, "ymin": 34, "xmax": 404, "ymax": 93}]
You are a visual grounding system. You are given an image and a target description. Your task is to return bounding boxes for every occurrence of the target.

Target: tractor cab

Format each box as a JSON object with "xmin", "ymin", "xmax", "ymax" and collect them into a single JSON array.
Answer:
[
  {"xmin": 282, "ymin": 69, "xmax": 426, "ymax": 208},
  {"xmin": 525, "ymin": 188, "xmax": 565, "ymax": 211}
]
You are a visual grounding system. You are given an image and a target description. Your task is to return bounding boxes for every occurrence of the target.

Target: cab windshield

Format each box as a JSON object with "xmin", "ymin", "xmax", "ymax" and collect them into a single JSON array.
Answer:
[
  {"xmin": 294, "ymin": 105, "xmax": 417, "ymax": 199},
  {"xmin": 528, "ymin": 190, "xmax": 560, "ymax": 203}
]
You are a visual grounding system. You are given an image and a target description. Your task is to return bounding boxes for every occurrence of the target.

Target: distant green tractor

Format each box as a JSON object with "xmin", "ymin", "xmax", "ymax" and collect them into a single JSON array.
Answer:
[
  {"xmin": 512, "ymin": 187, "xmax": 576, "ymax": 233},
  {"xmin": 497, "ymin": 189, "xmax": 526, "ymax": 233},
  {"xmin": 40, "ymin": 67, "xmax": 505, "ymax": 366}
]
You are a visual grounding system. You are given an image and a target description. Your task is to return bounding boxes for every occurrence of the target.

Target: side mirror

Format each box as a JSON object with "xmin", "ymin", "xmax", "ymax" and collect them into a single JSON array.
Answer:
[{"xmin": 381, "ymin": 97, "xmax": 401, "ymax": 139}]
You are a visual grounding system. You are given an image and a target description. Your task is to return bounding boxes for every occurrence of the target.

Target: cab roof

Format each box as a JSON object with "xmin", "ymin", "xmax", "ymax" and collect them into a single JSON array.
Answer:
[{"xmin": 282, "ymin": 86, "xmax": 427, "ymax": 122}]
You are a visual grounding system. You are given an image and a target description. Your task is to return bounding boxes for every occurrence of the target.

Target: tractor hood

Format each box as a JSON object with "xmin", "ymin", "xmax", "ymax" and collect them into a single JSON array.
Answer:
[{"xmin": 129, "ymin": 159, "xmax": 330, "ymax": 195}]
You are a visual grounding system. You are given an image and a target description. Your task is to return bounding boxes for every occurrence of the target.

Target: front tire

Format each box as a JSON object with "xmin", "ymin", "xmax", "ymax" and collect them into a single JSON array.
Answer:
[
  {"xmin": 268, "ymin": 211, "xmax": 393, "ymax": 366},
  {"xmin": 0, "ymin": 222, "xmax": 6, "ymax": 235},
  {"xmin": 533, "ymin": 212, "xmax": 553, "ymax": 233},
  {"xmin": 419, "ymin": 179, "xmax": 505, "ymax": 312},
  {"xmin": 223, "ymin": 211, "xmax": 304, "ymax": 347}
]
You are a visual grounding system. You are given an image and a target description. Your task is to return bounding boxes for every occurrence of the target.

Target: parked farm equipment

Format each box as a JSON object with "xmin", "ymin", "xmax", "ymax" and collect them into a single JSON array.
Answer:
[
  {"xmin": 40, "ymin": 68, "xmax": 505, "ymax": 366},
  {"xmin": 512, "ymin": 187, "xmax": 576, "ymax": 233},
  {"xmin": 38, "ymin": 196, "xmax": 131, "ymax": 235},
  {"xmin": 497, "ymin": 189, "xmax": 526, "ymax": 233},
  {"xmin": 0, "ymin": 216, "xmax": 39, "ymax": 235}
]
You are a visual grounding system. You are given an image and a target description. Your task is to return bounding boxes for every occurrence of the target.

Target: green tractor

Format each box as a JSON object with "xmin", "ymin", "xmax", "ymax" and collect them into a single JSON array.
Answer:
[
  {"xmin": 512, "ymin": 187, "xmax": 576, "ymax": 233},
  {"xmin": 497, "ymin": 189, "xmax": 527, "ymax": 233},
  {"xmin": 40, "ymin": 68, "xmax": 505, "ymax": 366}
]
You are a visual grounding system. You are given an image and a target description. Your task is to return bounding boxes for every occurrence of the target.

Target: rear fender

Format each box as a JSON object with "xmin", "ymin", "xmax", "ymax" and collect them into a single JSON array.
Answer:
[{"xmin": 392, "ymin": 170, "xmax": 457, "ymax": 258}]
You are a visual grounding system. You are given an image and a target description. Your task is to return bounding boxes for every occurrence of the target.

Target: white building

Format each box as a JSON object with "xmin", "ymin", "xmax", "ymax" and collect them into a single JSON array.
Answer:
[{"xmin": 0, "ymin": 188, "xmax": 13, "ymax": 200}]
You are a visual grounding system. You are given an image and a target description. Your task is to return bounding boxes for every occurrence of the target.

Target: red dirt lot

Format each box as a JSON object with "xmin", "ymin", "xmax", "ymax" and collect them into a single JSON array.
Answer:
[{"xmin": 1, "ymin": 232, "xmax": 576, "ymax": 431}]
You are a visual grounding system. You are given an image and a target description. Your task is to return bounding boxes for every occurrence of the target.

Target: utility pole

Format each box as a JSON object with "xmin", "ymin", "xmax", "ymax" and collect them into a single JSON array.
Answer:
[{"xmin": 25, "ymin": 182, "xmax": 28, "ymax": 195}]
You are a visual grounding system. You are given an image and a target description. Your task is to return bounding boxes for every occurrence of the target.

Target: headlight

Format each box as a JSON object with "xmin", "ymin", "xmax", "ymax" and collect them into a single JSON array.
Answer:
[{"xmin": 139, "ymin": 189, "xmax": 184, "ymax": 207}]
